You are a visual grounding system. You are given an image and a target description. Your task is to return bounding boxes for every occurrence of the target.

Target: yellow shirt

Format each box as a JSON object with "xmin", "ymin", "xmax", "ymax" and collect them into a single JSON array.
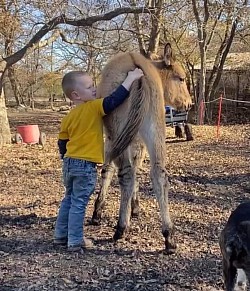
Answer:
[{"xmin": 59, "ymin": 99, "xmax": 106, "ymax": 163}]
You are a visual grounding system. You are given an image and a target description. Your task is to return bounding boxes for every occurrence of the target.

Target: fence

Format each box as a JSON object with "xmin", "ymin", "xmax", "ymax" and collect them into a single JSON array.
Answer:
[{"xmin": 199, "ymin": 94, "xmax": 250, "ymax": 140}]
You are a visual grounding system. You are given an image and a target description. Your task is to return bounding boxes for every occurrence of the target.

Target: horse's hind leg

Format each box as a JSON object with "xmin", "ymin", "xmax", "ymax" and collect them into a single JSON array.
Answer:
[
  {"xmin": 130, "ymin": 140, "xmax": 146, "ymax": 218},
  {"xmin": 141, "ymin": 120, "xmax": 176, "ymax": 254},
  {"xmin": 91, "ymin": 162, "xmax": 115, "ymax": 225},
  {"xmin": 175, "ymin": 125, "xmax": 183, "ymax": 138},
  {"xmin": 113, "ymin": 150, "xmax": 136, "ymax": 241},
  {"xmin": 131, "ymin": 178, "xmax": 139, "ymax": 218},
  {"xmin": 91, "ymin": 164, "xmax": 115, "ymax": 225},
  {"xmin": 91, "ymin": 137, "xmax": 116, "ymax": 225}
]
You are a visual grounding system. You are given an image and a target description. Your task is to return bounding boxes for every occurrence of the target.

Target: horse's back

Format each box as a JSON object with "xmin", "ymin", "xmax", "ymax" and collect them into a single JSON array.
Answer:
[
  {"xmin": 97, "ymin": 53, "xmax": 136, "ymax": 98},
  {"xmin": 97, "ymin": 52, "xmax": 164, "ymax": 141}
]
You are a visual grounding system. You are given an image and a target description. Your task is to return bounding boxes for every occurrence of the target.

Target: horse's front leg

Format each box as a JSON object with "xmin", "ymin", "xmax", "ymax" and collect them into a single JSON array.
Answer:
[
  {"xmin": 91, "ymin": 162, "xmax": 115, "ymax": 225},
  {"xmin": 113, "ymin": 151, "xmax": 135, "ymax": 241},
  {"xmin": 141, "ymin": 120, "xmax": 177, "ymax": 254},
  {"xmin": 150, "ymin": 162, "xmax": 176, "ymax": 253}
]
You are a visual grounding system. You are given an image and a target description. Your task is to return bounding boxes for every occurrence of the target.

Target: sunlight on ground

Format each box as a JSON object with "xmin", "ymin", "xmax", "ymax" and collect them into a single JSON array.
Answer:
[{"xmin": 0, "ymin": 111, "xmax": 249, "ymax": 290}]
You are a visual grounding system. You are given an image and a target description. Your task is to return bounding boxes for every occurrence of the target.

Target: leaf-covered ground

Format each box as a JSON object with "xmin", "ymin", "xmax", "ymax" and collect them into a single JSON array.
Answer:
[{"xmin": 0, "ymin": 109, "xmax": 249, "ymax": 291}]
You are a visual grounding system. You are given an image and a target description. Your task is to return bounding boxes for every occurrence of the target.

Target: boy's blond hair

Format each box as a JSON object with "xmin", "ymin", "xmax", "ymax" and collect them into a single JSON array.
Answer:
[{"xmin": 62, "ymin": 71, "xmax": 88, "ymax": 99}]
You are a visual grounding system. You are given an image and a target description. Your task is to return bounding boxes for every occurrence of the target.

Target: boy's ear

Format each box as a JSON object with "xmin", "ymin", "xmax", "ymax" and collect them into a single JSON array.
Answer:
[{"xmin": 71, "ymin": 91, "xmax": 80, "ymax": 100}]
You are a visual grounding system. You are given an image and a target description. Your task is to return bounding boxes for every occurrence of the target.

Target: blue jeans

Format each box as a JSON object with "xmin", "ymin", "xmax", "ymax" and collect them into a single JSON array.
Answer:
[{"xmin": 54, "ymin": 157, "xmax": 97, "ymax": 247}]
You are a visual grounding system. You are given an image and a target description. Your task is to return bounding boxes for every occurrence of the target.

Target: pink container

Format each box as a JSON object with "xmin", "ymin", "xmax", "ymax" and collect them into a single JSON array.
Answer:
[{"xmin": 17, "ymin": 125, "xmax": 40, "ymax": 144}]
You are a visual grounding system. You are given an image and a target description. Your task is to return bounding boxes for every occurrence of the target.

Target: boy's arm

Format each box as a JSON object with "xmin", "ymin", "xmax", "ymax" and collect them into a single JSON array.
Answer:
[
  {"xmin": 58, "ymin": 116, "xmax": 69, "ymax": 159},
  {"xmin": 102, "ymin": 68, "xmax": 144, "ymax": 114},
  {"xmin": 58, "ymin": 139, "xmax": 69, "ymax": 159},
  {"xmin": 102, "ymin": 85, "xmax": 129, "ymax": 114}
]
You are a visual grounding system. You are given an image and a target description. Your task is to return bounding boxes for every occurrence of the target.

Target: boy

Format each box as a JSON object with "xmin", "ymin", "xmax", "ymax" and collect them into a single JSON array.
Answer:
[{"xmin": 54, "ymin": 68, "xmax": 144, "ymax": 252}]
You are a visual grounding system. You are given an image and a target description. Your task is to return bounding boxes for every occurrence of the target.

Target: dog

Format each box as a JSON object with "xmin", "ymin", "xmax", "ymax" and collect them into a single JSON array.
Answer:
[{"xmin": 219, "ymin": 202, "xmax": 250, "ymax": 291}]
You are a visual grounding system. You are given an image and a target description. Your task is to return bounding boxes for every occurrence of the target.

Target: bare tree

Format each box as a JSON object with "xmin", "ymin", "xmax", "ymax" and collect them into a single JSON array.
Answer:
[
  {"xmin": 0, "ymin": 1, "xmax": 24, "ymax": 106},
  {"xmin": 191, "ymin": 0, "xmax": 249, "ymax": 124},
  {"xmin": 130, "ymin": 0, "xmax": 165, "ymax": 57},
  {"xmin": 0, "ymin": 6, "xmax": 151, "ymax": 145},
  {"xmin": 206, "ymin": 2, "xmax": 249, "ymax": 104}
]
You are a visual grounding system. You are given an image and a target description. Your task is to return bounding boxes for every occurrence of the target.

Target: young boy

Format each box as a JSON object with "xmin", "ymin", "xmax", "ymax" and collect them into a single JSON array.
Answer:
[{"xmin": 54, "ymin": 68, "xmax": 144, "ymax": 252}]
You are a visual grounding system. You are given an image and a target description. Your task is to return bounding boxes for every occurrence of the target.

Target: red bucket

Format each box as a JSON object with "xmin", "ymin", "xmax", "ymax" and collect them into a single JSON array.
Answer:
[{"xmin": 17, "ymin": 125, "xmax": 40, "ymax": 144}]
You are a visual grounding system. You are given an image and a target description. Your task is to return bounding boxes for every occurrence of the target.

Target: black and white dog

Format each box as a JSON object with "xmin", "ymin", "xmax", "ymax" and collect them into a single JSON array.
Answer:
[{"xmin": 219, "ymin": 202, "xmax": 250, "ymax": 291}]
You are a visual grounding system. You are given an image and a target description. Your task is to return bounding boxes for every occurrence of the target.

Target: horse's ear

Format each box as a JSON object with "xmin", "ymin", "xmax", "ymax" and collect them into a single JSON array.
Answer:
[
  {"xmin": 164, "ymin": 43, "xmax": 173, "ymax": 66},
  {"xmin": 140, "ymin": 48, "xmax": 147, "ymax": 58},
  {"xmin": 146, "ymin": 52, "xmax": 155, "ymax": 60}
]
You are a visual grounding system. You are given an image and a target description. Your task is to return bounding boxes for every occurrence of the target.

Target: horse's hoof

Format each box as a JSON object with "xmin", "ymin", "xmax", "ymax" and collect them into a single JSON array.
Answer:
[
  {"xmin": 186, "ymin": 136, "xmax": 194, "ymax": 141},
  {"xmin": 131, "ymin": 211, "xmax": 139, "ymax": 219},
  {"xmin": 113, "ymin": 226, "xmax": 126, "ymax": 241},
  {"xmin": 164, "ymin": 241, "xmax": 177, "ymax": 255},
  {"xmin": 163, "ymin": 248, "xmax": 176, "ymax": 255},
  {"xmin": 89, "ymin": 217, "xmax": 101, "ymax": 226}
]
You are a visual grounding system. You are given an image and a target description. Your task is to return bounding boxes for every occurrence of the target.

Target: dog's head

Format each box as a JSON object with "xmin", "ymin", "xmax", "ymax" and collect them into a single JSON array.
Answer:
[{"xmin": 222, "ymin": 221, "xmax": 250, "ymax": 269}]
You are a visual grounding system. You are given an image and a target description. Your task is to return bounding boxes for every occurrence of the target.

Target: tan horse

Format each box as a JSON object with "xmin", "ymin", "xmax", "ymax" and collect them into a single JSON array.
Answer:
[{"xmin": 91, "ymin": 43, "xmax": 192, "ymax": 253}]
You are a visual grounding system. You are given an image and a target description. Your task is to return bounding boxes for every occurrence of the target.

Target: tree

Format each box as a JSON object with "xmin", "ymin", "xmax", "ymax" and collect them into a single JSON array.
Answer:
[
  {"xmin": 159, "ymin": 1, "xmax": 200, "ymax": 103},
  {"xmin": 191, "ymin": 0, "xmax": 249, "ymax": 124},
  {"xmin": 130, "ymin": 0, "xmax": 165, "ymax": 57},
  {"xmin": 0, "ymin": 6, "xmax": 150, "ymax": 145}
]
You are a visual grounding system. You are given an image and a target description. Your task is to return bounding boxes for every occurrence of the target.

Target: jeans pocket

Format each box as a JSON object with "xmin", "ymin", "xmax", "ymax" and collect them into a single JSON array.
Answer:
[
  {"xmin": 69, "ymin": 161, "xmax": 96, "ymax": 177},
  {"xmin": 62, "ymin": 160, "xmax": 67, "ymax": 185},
  {"xmin": 90, "ymin": 167, "xmax": 97, "ymax": 184},
  {"xmin": 72, "ymin": 167, "xmax": 97, "ymax": 200}
]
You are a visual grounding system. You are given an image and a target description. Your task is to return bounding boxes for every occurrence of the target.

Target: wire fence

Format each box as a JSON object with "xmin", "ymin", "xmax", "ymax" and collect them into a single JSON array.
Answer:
[{"xmin": 198, "ymin": 94, "xmax": 250, "ymax": 140}]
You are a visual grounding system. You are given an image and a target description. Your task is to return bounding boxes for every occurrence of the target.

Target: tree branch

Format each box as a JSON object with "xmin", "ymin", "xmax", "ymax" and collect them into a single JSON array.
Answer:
[
  {"xmin": 59, "ymin": 31, "xmax": 104, "ymax": 50},
  {"xmin": 35, "ymin": 30, "xmax": 61, "ymax": 50},
  {"xmin": 192, "ymin": 0, "xmax": 204, "ymax": 47},
  {"xmin": 192, "ymin": 0, "xmax": 201, "ymax": 25},
  {"xmin": 147, "ymin": 0, "xmax": 164, "ymax": 56},
  {"xmin": 206, "ymin": 8, "xmax": 223, "ymax": 48},
  {"xmin": 204, "ymin": 0, "xmax": 209, "ymax": 24},
  {"xmin": 4, "ymin": 7, "xmax": 151, "ymax": 67}
]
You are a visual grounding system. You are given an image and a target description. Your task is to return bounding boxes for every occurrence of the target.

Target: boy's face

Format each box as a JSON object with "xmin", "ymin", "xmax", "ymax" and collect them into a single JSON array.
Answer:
[{"xmin": 71, "ymin": 75, "xmax": 96, "ymax": 103}]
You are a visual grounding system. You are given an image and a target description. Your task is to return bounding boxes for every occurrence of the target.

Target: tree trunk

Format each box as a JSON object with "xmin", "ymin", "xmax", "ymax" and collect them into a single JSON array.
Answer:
[
  {"xmin": 207, "ymin": 20, "xmax": 238, "ymax": 105},
  {"xmin": 197, "ymin": 47, "xmax": 206, "ymax": 125},
  {"xmin": 187, "ymin": 62, "xmax": 197, "ymax": 104},
  {"xmin": 7, "ymin": 66, "xmax": 24, "ymax": 106},
  {"xmin": 132, "ymin": 0, "xmax": 163, "ymax": 57},
  {"xmin": 147, "ymin": 0, "xmax": 163, "ymax": 58},
  {"xmin": 0, "ymin": 67, "xmax": 11, "ymax": 144},
  {"xmin": 205, "ymin": 19, "xmax": 238, "ymax": 104}
]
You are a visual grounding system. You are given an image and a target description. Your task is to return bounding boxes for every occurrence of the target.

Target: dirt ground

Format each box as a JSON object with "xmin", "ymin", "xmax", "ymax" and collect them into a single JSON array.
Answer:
[{"xmin": 0, "ymin": 109, "xmax": 249, "ymax": 291}]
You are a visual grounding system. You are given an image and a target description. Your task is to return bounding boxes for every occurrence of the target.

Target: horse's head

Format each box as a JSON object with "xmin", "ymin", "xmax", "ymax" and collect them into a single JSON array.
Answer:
[{"xmin": 153, "ymin": 43, "xmax": 193, "ymax": 111}]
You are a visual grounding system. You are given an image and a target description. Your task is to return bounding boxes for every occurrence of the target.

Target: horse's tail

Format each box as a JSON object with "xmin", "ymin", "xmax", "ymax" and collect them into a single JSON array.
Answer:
[{"xmin": 108, "ymin": 53, "xmax": 153, "ymax": 162}]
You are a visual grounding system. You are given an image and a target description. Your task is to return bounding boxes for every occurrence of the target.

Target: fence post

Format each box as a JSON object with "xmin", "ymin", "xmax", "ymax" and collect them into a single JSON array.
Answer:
[
  {"xmin": 216, "ymin": 93, "xmax": 223, "ymax": 140},
  {"xmin": 199, "ymin": 99, "xmax": 204, "ymax": 125}
]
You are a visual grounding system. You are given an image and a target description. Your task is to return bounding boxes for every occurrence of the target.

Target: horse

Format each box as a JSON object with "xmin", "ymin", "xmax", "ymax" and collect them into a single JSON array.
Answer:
[{"xmin": 91, "ymin": 43, "xmax": 192, "ymax": 253}]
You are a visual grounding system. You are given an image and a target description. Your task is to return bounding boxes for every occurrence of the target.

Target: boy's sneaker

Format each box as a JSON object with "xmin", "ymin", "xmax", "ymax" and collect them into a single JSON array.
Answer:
[
  {"xmin": 68, "ymin": 238, "xmax": 93, "ymax": 252},
  {"xmin": 54, "ymin": 237, "xmax": 67, "ymax": 246}
]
